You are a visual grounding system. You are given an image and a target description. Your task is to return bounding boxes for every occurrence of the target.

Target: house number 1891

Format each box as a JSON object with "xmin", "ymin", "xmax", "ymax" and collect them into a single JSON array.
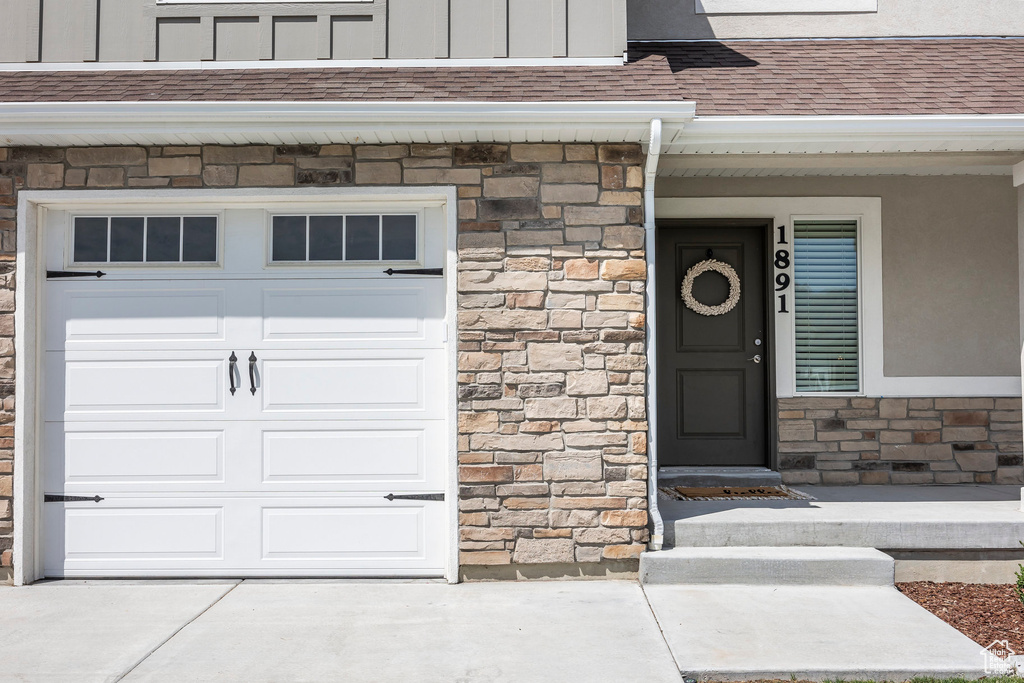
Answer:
[{"xmin": 775, "ymin": 225, "xmax": 791, "ymax": 313}]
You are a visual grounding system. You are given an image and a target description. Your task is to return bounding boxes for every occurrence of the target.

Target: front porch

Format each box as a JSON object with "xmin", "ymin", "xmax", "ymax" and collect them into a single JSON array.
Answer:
[{"xmin": 658, "ymin": 483, "xmax": 1024, "ymax": 582}]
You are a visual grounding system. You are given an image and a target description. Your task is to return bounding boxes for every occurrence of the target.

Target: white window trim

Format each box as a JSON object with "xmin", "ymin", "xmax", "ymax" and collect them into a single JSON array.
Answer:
[
  {"xmin": 15, "ymin": 186, "xmax": 459, "ymax": 587},
  {"xmin": 695, "ymin": 0, "xmax": 877, "ymax": 14},
  {"xmin": 656, "ymin": 196, "xmax": 1021, "ymax": 398}
]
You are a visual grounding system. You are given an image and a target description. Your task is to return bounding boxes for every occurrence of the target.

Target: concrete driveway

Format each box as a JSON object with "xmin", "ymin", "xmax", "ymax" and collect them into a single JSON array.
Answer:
[{"xmin": 0, "ymin": 580, "xmax": 683, "ymax": 683}]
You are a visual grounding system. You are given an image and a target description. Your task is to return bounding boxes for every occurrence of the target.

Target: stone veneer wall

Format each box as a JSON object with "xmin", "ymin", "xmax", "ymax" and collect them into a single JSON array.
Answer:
[
  {"xmin": 778, "ymin": 397, "xmax": 1024, "ymax": 485},
  {"xmin": 0, "ymin": 141, "xmax": 650, "ymax": 580}
]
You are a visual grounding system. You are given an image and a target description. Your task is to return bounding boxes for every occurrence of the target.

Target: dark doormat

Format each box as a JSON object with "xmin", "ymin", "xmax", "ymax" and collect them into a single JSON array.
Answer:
[{"xmin": 659, "ymin": 485, "xmax": 815, "ymax": 501}]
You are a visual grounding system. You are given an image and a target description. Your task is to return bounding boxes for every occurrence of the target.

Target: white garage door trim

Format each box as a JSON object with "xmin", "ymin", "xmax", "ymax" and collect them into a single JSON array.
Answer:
[{"xmin": 14, "ymin": 186, "xmax": 460, "ymax": 585}]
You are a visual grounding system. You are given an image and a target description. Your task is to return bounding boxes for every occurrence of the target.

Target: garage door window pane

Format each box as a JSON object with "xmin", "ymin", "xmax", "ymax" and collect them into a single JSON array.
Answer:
[
  {"xmin": 346, "ymin": 215, "xmax": 380, "ymax": 261},
  {"xmin": 74, "ymin": 217, "xmax": 109, "ymax": 262},
  {"xmin": 147, "ymin": 217, "xmax": 181, "ymax": 262},
  {"xmin": 382, "ymin": 215, "xmax": 417, "ymax": 261},
  {"xmin": 74, "ymin": 215, "xmax": 219, "ymax": 264},
  {"xmin": 110, "ymin": 217, "xmax": 145, "ymax": 262},
  {"xmin": 309, "ymin": 216, "xmax": 344, "ymax": 261},
  {"xmin": 273, "ymin": 216, "xmax": 307, "ymax": 261},
  {"xmin": 183, "ymin": 217, "xmax": 218, "ymax": 262},
  {"xmin": 269, "ymin": 213, "xmax": 418, "ymax": 263}
]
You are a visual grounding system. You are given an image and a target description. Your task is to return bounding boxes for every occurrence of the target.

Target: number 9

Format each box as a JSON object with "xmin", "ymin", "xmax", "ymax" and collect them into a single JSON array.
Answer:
[{"xmin": 775, "ymin": 273, "xmax": 791, "ymax": 291}]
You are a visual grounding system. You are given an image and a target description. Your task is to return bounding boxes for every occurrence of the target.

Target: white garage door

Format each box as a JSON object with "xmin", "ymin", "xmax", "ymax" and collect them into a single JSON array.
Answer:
[{"xmin": 42, "ymin": 205, "xmax": 450, "ymax": 577}]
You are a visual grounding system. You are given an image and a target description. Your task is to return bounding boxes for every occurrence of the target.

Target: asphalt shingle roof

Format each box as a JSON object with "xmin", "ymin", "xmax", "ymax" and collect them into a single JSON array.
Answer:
[{"xmin": 0, "ymin": 39, "xmax": 1021, "ymax": 116}]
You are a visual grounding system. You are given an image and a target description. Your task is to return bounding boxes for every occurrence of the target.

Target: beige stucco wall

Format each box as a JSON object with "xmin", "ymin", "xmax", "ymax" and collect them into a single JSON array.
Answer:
[
  {"xmin": 1019, "ymin": 185, "xmax": 1024, "ymax": 352},
  {"xmin": 628, "ymin": 0, "xmax": 1024, "ymax": 40},
  {"xmin": 657, "ymin": 175, "xmax": 1021, "ymax": 378}
]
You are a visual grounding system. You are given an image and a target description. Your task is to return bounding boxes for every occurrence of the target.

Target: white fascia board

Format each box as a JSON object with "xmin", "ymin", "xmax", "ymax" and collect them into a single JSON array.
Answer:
[
  {"xmin": 677, "ymin": 115, "xmax": 1024, "ymax": 154},
  {"xmin": 0, "ymin": 101, "xmax": 696, "ymax": 147},
  {"xmin": 0, "ymin": 57, "xmax": 625, "ymax": 72}
]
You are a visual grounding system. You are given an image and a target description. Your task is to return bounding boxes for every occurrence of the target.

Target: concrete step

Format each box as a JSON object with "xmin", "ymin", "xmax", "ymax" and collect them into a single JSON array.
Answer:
[
  {"xmin": 644, "ymin": 584, "xmax": 988, "ymax": 681},
  {"xmin": 640, "ymin": 547, "xmax": 895, "ymax": 586},
  {"xmin": 661, "ymin": 484, "xmax": 1024, "ymax": 551},
  {"xmin": 659, "ymin": 466, "xmax": 782, "ymax": 488}
]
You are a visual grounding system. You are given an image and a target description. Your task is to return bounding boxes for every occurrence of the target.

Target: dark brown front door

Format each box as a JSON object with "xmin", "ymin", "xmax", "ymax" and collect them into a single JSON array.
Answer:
[{"xmin": 656, "ymin": 222, "xmax": 770, "ymax": 467}]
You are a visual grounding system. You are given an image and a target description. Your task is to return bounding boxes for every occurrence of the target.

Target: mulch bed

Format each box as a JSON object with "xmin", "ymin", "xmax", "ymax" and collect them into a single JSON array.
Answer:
[{"xmin": 897, "ymin": 581, "xmax": 1024, "ymax": 653}]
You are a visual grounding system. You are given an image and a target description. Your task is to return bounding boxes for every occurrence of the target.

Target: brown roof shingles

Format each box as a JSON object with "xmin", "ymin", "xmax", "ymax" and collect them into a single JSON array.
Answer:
[{"xmin": 0, "ymin": 39, "xmax": 1022, "ymax": 115}]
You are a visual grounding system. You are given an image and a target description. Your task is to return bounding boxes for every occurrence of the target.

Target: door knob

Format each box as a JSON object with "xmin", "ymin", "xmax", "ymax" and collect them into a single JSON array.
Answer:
[{"xmin": 748, "ymin": 355, "xmax": 762, "ymax": 364}]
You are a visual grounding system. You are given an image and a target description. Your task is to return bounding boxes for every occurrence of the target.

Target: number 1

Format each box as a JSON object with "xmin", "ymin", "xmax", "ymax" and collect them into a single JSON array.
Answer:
[
  {"xmin": 777, "ymin": 225, "xmax": 788, "ymax": 245},
  {"xmin": 778, "ymin": 294, "xmax": 789, "ymax": 313}
]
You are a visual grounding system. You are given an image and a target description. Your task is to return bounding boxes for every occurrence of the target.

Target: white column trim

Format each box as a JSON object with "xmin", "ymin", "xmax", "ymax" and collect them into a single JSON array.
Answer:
[
  {"xmin": 643, "ymin": 119, "xmax": 664, "ymax": 552},
  {"xmin": 1013, "ymin": 160, "xmax": 1024, "ymax": 187}
]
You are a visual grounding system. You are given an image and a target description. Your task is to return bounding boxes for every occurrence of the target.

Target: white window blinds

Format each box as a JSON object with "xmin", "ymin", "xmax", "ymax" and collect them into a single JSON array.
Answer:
[{"xmin": 793, "ymin": 220, "xmax": 860, "ymax": 393}]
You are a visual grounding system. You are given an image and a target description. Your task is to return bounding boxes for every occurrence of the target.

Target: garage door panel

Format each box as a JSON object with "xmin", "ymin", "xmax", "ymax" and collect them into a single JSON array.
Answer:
[
  {"xmin": 46, "ymin": 497, "xmax": 445, "ymax": 576},
  {"xmin": 260, "ymin": 354, "xmax": 443, "ymax": 417},
  {"xmin": 63, "ymin": 430, "xmax": 225, "ymax": 485},
  {"xmin": 261, "ymin": 423, "xmax": 443, "ymax": 489},
  {"xmin": 47, "ymin": 285, "xmax": 227, "ymax": 351},
  {"xmin": 61, "ymin": 506, "xmax": 224, "ymax": 559},
  {"xmin": 64, "ymin": 359, "xmax": 226, "ymax": 416},
  {"xmin": 262, "ymin": 506, "xmax": 427, "ymax": 560},
  {"xmin": 261, "ymin": 283, "xmax": 443, "ymax": 346}
]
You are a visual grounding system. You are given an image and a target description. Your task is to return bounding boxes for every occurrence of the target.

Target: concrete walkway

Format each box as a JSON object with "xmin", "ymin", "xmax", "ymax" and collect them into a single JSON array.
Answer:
[
  {"xmin": 0, "ymin": 576, "xmax": 997, "ymax": 682},
  {"xmin": 644, "ymin": 584, "xmax": 988, "ymax": 681}
]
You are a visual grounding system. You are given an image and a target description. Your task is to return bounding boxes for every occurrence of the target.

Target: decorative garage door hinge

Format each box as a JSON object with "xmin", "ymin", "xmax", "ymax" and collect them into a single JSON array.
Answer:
[
  {"xmin": 383, "ymin": 268, "xmax": 443, "ymax": 277},
  {"xmin": 384, "ymin": 493, "xmax": 445, "ymax": 502},
  {"xmin": 44, "ymin": 494, "xmax": 104, "ymax": 503},
  {"xmin": 46, "ymin": 270, "xmax": 106, "ymax": 279}
]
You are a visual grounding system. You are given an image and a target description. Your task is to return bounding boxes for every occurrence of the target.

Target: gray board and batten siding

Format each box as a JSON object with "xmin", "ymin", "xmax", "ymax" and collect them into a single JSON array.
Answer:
[{"xmin": 0, "ymin": 0, "xmax": 627, "ymax": 63}]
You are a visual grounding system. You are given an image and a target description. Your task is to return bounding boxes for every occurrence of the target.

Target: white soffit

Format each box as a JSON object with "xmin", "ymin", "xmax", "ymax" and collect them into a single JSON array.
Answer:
[
  {"xmin": 660, "ymin": 152, "xmax": 1024, "ymax": 178},
  {"xmin": 0, "ymin": 101, "xmax": 696, "ymax": 148}
]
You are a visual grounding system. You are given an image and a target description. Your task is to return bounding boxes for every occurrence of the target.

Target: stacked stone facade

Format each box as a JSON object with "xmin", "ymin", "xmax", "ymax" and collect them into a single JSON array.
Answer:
[
  {"xmin": 0, "ymin": 141, "xmax": 649, "ymax": 579},
  {"xmin": 778, "ymin": 397, "xmax": 1024, "ymax": 485}
]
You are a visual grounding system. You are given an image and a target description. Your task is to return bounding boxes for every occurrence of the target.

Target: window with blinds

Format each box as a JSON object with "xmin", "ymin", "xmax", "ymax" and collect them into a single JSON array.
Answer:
[{"xmin": 793, "ymin": 220, "xmax": 860, "ymax": 393}]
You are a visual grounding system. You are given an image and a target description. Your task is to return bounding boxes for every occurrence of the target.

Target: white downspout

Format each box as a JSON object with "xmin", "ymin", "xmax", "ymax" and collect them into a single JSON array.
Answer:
[{"xmin": 644, "ymin": 118, "xmax": 664, "ymax": 550}]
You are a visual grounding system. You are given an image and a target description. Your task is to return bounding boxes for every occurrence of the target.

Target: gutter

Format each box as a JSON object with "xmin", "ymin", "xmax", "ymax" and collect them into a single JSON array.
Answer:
[
  {"xmin": 0, "ymin": 101, "xmax": 697, "ymax": 147},
  {"xmin": 644, "ymin": 118, "xmax": 664, "ymax": 551}
]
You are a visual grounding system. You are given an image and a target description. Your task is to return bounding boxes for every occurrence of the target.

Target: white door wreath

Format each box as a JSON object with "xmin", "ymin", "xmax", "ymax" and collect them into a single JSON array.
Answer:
[{"xmin": 680, "ymin": 259, "xmax": 741, "ymax": 316}]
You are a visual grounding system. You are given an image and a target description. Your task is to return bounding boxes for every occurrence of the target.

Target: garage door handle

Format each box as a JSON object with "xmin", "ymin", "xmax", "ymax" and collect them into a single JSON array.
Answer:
[
  {"xmin": 228, "ymin": 352, "xmax": 238, "ymax": 396},
  {"xmin": 248, "ymin": 352, "xmax": 257, "ymax": 395}
]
